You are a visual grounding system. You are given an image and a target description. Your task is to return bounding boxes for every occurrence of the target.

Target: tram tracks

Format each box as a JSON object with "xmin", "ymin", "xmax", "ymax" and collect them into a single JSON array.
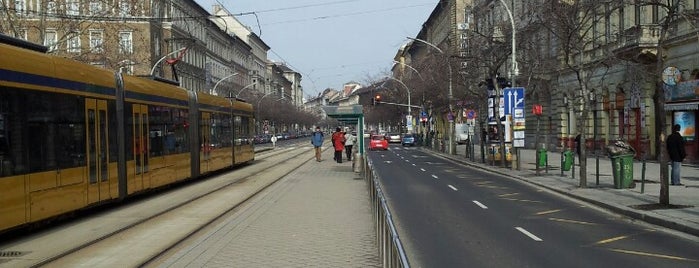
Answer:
[{"xmin": 0, "ymin": 144, "xmax": 324, "ymax": 267}]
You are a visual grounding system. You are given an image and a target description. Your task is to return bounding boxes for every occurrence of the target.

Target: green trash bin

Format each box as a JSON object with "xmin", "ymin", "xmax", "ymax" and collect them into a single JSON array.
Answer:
[
  {"xmin": 562, "ymin": 150, "xmax": 573, "ymax": 171},
  {"xmin": 611, "ymin": 154, "xmax": 634, "ymax": 189},
  {"xmin": 537, "ymin": 148, "xmax": 547, "ymax": 167}
]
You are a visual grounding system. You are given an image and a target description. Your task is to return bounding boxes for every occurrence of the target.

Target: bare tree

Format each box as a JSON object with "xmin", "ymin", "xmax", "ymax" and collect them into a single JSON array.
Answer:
[{"xmin": 537, "ymin": 0, "xmax": 620, "ymax": 187}]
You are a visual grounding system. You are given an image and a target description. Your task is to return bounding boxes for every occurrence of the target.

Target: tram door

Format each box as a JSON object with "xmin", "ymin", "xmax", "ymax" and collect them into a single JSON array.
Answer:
[
  {"xmin": 86, "ymin": 99, "xmax": 111, "ymax": 204},
  {"xmin": 200, "ymin": 112, "xmax": 211, "ymax": 173},
  {"xmin": 132, "ymin": 104, "xmax": 149, "ymax": 190}
]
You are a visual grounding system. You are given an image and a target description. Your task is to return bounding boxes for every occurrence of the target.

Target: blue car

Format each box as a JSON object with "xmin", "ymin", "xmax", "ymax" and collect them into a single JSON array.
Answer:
[{"xmin": 402, "ymin": 133, "xmax": 417, "ymax": 146}]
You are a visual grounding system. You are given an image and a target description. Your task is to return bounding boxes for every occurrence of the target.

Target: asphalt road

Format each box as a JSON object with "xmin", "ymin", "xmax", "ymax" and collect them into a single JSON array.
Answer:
[{"xmin": 368, "ymin": 144, "xmax": 699, "ymax": 268}]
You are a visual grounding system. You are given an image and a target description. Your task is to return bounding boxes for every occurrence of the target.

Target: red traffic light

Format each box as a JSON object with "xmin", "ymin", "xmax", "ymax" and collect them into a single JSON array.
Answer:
[
  {"xmin": 532, "ymin": 104, "xmax": 543, "ymax": 115},
  {"xmin": 373, "ymin": 94, "xmax": 382, "ymax": 105}
]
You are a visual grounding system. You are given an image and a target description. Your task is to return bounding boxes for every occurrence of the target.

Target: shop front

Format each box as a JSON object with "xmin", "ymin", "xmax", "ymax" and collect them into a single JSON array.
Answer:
[{"xmin": 664, "ymin": 79, "xmax": 699, "ymax": 163}]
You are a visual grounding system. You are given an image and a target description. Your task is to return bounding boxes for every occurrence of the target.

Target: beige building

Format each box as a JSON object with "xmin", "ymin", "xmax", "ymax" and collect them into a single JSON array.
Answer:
[
  {"xmin": 0, "ymin": 0, "xmax": 302, "ymax": 106},
  {"xmin": 405, "ymin": 0, "xmax": 699, "ymax": 162}
]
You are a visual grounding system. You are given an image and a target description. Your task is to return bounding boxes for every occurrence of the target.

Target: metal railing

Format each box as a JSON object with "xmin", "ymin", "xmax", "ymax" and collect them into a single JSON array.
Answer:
[{"xmin": 364, "ymin": 157, "xmax": 410, "ymax": 268}]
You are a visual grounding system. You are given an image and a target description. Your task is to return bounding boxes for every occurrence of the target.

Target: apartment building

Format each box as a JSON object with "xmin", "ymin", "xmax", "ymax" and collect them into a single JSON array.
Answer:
[
  {"xmin": 0, "ymin": 0, "xmax": 305, "ymax": 102},
  {"xmin": 407, "ymin": 0, "xmax": 699, "ymax": 162}
]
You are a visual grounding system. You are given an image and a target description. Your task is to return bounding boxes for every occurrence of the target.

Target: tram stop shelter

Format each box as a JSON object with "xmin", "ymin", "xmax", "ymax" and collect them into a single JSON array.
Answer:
[{"xmin": 321, "ymin": 105, "xmax": 365, "ymax": 172}]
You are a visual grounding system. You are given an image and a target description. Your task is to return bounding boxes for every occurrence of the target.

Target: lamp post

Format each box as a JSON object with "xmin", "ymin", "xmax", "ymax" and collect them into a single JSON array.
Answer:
[
  {"xmin": 386, "ymin": 76, "xmax": 413, "ymax": 134},
  {"xmin": 235, "ymin": 82, "xmax": 258, "ymax": 98},
  {"xmin": 212, "ymin": 73, "xmax": 239, "ymax": 95},
  {"xmin": 498, "ymin": 0, "xmax": 518, "ymax": 85},
  {"xmin": 498, "ymin": 0, "xmax": 520, "ymax": 169},
  {"xmin": 150, "ymin": 47, "xmax": 188, "ymax": 76},
  {"xmin": 407, "ymin": 37, "xmax": 455, "ymax": 154},
  {"xmin": 393, "ymin": 60, "xmax": 425, "ymax": 82}
]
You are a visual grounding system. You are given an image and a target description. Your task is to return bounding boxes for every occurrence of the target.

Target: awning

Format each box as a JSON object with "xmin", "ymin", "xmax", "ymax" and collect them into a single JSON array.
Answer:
[{"xmin": 665, "ymin": 102, "xmax": 699, "ymax": 111}]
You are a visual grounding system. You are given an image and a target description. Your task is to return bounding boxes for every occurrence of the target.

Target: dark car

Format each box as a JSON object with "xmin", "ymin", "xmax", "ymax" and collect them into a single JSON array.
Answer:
[{"xmin": 402, "ymin": 133, "xmax": 417, "ymax": 146}]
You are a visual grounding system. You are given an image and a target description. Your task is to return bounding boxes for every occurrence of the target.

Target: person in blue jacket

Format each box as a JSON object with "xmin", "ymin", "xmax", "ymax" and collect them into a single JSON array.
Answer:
[{"xmin": 311, "ymin": 127, "xmax": 324, "ymax": 162}]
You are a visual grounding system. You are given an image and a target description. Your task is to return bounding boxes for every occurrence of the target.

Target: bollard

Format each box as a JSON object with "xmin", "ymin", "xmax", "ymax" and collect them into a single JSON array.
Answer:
[{"xmin": 353, "ymin": 153, "xmax": 363, "ymax": 173}]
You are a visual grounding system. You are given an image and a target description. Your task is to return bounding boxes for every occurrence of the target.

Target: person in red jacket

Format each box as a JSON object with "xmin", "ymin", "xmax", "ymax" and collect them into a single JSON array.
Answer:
[{"xmin": 331, "ymin": 127, "xmax": 345, "ymax": 163}]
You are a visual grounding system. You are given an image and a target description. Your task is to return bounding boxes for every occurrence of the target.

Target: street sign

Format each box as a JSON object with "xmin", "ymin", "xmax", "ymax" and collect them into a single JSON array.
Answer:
[{"xmin": 503, "ymin": 87, "xmax": 525, "ymax": 115}]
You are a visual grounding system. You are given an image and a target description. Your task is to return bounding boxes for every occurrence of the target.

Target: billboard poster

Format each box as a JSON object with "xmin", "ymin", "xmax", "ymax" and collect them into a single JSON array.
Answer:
[{"xmin": 674, "ymin": 111, "xmax": 696, "ymax": 141}]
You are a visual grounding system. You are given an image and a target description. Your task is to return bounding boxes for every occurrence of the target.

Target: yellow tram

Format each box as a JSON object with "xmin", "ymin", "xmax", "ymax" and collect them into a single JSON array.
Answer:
[{"xmin": 0, "ymin": 34, "xmax": 255, "ymax": 233}]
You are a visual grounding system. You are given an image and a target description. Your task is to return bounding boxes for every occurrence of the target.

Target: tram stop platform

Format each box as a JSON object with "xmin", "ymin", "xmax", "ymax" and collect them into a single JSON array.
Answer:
[{"xmin": 155, "ymin": 146, "xmax": 380, "ymax": 267}]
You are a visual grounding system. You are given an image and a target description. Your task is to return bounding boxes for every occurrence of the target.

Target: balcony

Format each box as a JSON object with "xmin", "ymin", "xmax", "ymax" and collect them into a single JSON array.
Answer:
[{"xmin": 613, "ymin": 24, "xmax": 661, "ymax": 64}]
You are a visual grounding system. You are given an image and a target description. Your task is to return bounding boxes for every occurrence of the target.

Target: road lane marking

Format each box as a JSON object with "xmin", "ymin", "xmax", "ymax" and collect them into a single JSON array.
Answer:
[
  {"xmin": 448, "ymin": 185, "xmax": 458, "ymax": 191},
  {"xmin": 498, "ymin": 193, "xmax": 519, "ymax": 197},
  {"xmin": 473, "ymin": 201, "xmax": 488, "ymax": 209},
  {"xmin": 595, "ymin": 235, "xmax": 629, "ymax": 245},
  {"xmin": 420, "ymin": 168, "xmax": 426, "ymax": 172},
  {"xmin": 405, "ymin": 159, "xmax": 410, "ymax": 163},
  {"xmin": 412, "ymin": 163, "xmax": 416, "ymax": 166},
  {"xmin": 548, "ymin": 217, "xmax": 597, "ymax": 226},
  {"xmin": 432, "ymin": 175, "xmax": 439, "ymax": 179},
  {"xmin": 515, "ymin": 227, "xmax": 543, "ymax": 241},
  {"xmin": 502, "ymin": 198, "xmax": 543, "ymax": 203},
  {"xmin": 607, "ymin": 248, "xmax": 696, "ymax": 261},
  {"xmin": 535, "ymin": 209, "xmax": 561, "ymax": 215}
]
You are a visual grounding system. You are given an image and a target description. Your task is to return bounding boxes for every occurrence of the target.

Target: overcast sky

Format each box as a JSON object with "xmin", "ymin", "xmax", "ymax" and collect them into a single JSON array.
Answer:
[{"xmin": 195, "ymin": 0, "xmax": 435, "ymax": 98}]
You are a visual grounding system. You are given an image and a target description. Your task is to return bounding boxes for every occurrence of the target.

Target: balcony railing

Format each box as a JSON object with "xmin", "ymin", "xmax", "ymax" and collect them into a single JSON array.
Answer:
[{"xmin": 613, "ymin": 24, "xmax": 661, "ymax": 63}]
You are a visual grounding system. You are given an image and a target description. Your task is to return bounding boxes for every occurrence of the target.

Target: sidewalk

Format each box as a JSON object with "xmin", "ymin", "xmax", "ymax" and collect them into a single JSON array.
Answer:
[
  {"xmin": 157, "ymin": 147, "xmax": 379, "ymax": 267},
  {"xmin": 433, "ymin": 143, "xmax": 699, "ymax": 237}
]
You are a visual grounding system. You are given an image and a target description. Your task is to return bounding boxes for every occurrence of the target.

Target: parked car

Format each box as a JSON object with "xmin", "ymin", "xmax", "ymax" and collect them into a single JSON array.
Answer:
[
  {"xmin": 387, "ymin": 133, "xmax": 402, "ymax": 143},
  {"xmin": 402, "ymin": 133, "xmax": 417, "ymax": 146},
  {"xmin": 369, "ymin": 135, "xmax": 388, "ymax": 150}
]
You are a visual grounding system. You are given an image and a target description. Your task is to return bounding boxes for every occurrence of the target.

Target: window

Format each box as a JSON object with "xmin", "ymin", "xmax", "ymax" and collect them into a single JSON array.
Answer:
[
  {"xmin": 88, "ymin": 0, "xmax": 102, "ymax": 15},
  {"xmin": 118, "ymin": 31, "xmax": 132, "ymax": 54},
  {"xmin": 14, "ymin": 0, "xmax": 26, "ymax": 16},
  {"xmin": 89, "ymin": 30, "xmax": 103, "ymax": 53},
  {"xmin": 46, "ymin": 0, "xmax": 57, "ymax": 14},
  {"xmin": 66, "ymin": 0, "xmax": 79, "ymax": 16},
  {"xmin": 15, "ymin": 29, "xmax": 27, "ymax": 40},
  {"xmin": 118, "ymin": 0, "xmax": 130, "ymax": 17},
  {"xmin": 67, "ymin": 32, "xmax": 81, "ymax": 53},
  {"xmin": 44, "ymin": 30, "xmax": 58, "ymax": 52}
]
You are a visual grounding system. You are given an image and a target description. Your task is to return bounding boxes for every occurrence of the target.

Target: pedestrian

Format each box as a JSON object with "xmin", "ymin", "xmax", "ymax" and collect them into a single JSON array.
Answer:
[
  {"xmin": 344, "ymin": 130, "xmax": 357, "ymax": 161},
  {"xmin": 666, "ymin": 124, "xmax": 686, "ymax": 186},
  {"xmin": 331, "ymin": 127, "xmax": 345, "ymax": 163},
  {"xmin": 311, "ymin": 127, "xmax": 324, "ymax": 162}
]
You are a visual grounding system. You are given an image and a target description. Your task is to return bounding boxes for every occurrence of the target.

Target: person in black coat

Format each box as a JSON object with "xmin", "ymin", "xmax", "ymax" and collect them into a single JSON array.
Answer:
[{"xmin": 666, "ymin": 124, "xmax": 686, "ymax": 186}]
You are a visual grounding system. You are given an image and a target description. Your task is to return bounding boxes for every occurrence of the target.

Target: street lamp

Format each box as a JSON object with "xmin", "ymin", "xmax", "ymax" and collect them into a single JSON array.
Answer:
[
  {"xmin": 150, "ymin": 47, "xmax": 188, "ymax": 76},
  {"xmin": 385, "ymin": 77, "xmax": 411, "ymax": 114},
  {"xmin": 235, "ymin": 82, "xmax": 258, "ymax": 98},
  {"xmin": 498, "ymin": 0, "xmax": 518, "ymax": 86},
  {"xmin": 212, "ymin": 73, "xmax": 239, "ymax": 95},
  {"xmin": 393, "ymin": 60, "xmax": 425, "ymax": 82},
  {"xmin": 407, "ymin": 37, "xmax": 455, "ymax": 155}
]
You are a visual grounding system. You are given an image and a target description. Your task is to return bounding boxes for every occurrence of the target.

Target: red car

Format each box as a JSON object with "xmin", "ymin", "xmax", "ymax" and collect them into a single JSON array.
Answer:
[{"xmin": 369, "ymin": 135, "xmax": 388, "ymax": 150}]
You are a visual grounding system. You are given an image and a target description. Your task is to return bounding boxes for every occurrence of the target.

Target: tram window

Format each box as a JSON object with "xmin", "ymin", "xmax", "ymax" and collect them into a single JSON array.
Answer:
[
  {"xmin": 171, "ymin": 108, "xmax": 188, "ymax": 154},
  {"xmin": 233, "ymin": 115, "xmax": 251, "ymax": 145},
  {"xmin": 108, "ymin": 101, "xmax": 118, "ymax": 162},
  {"xmin": 124, "ymin": 104, "xmax": 133, "ymax": 161},
  {"xmin": 149, "ymin": 105, "xmax": 168, "ymax": 157},
  {"xmin": 210, "ymin": 112, "xmax": 230, "ymax": 148}
]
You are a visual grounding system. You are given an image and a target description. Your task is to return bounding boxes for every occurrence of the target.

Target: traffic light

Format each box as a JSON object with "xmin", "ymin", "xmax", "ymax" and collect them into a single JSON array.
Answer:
[{"xmin": 373, "ymin": 94, "xmax": 382, "ymax": 105}]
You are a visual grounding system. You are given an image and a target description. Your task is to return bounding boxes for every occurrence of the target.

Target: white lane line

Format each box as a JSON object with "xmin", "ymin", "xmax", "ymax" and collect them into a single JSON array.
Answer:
[
  {"xmin": 412, "ymin": 163, "xmax": 416, "ymax": 166},
  {"xmin": 448, "ymin": 185, "xmax": 458, "ymax": 191},
  {"xmin": 405, "ymin": 159, "xmax": 410, "ymax": 162},
  {"xmin": 432, "ymin": 175, "xmax": 439, "ymax": 179},
  {"xmin": 473, "ymin": 200, "xmax": 488, "ymax": 209},
  {"xmin": 515, "ymin": 227, "xmax": 543, "ymax": 241},
  {"xmin": 420, "ymin": 168, "xmax": 426, "ymax": 172}
]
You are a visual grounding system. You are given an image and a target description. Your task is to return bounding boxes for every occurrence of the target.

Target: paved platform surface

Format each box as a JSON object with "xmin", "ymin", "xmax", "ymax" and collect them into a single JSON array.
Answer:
[
  {"xmin": 157, "ymin": 147, "xmax": 379, "ymax": 267},
  {"xmin": 438, "ymin": 143, "xmax": 699, "ymax": 237}
]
